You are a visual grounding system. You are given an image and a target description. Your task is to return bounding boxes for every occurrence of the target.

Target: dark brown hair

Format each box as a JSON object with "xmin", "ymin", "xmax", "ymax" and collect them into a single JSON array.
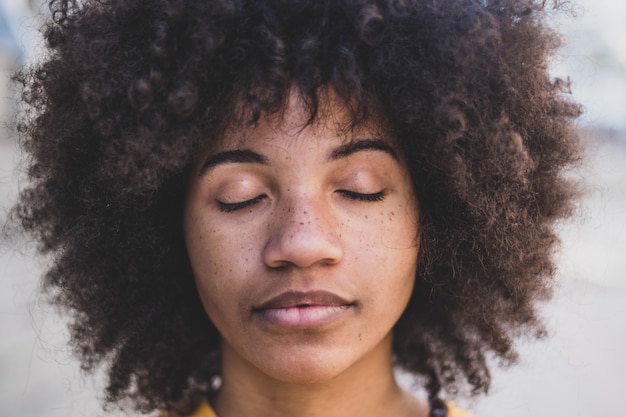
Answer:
[{"xmin": 12, "ymin": 0, "xmax": 581, "ymax": 413}]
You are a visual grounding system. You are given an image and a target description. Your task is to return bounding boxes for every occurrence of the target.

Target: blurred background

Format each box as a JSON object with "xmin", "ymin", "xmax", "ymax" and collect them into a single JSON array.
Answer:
[{"xmin": 1, "ymin": 1, "xmax": 624, "ymax": 416}]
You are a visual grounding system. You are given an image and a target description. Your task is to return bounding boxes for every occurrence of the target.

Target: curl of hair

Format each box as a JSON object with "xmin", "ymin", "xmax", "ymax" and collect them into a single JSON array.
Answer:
[{"xmin": 12, "ymin": 0, "xmax": 581, "ymax": 412}]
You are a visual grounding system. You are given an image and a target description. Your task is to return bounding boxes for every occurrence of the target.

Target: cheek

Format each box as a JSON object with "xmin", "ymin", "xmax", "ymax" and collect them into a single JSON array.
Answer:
[
  {"xmin": 184, "ymin": 212, "xmax": 245, "ymax": 319},
  {"xmin": 388, "ymin": 205, "xmax": 420, "ymax": 289},
  {"xmin": 187, "ymin": 236, "xmax": 247, "ymax": 340},
  {"xmin": 355, "ymin": 199, "xmax": 419, "ymax": 260},
  {"xmin": 185, "ymin": 202, "xmax": 245, "ymax": 278},
  {"xmin": 355, "ymin": 203, "xmax": 419, "ymax": 300}
]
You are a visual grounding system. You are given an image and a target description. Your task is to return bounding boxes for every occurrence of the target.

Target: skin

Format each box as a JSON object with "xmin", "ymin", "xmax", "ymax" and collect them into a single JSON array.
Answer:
[{"xmin": 183, "ymin": 91, "xmax": 426, "ymax": 417}]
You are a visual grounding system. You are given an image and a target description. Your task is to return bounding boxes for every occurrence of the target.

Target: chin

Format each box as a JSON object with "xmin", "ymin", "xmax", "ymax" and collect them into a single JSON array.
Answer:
[
  {"xmin": 260, "ymin": 357, "xmax": 350, "ymax": 384},
  {"xmin": 246, "ymin": 338, "xmax": 385, "ymax": 385}
]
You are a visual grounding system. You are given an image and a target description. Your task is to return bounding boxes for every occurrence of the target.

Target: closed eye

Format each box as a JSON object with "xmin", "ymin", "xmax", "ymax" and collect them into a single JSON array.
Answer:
[
  {"xmin": 217, "ymin": 195, "xmax": 267, "ymax": 212},
  {"xmin": 336, "ymin": 190, "xmax": 386, "ymax": 202}
]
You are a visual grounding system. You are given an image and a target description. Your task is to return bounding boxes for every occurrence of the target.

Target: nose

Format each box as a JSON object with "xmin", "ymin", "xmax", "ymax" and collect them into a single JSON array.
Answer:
[{"xmin": 262, "ymin": 199, "xmax": 344, "ymax": 269}]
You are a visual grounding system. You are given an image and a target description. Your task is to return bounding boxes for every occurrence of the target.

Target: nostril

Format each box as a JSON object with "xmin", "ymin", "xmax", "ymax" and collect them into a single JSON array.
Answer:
[{"xmin": 266, "ymin": 259, "xmax": 290, "ymax": 270}]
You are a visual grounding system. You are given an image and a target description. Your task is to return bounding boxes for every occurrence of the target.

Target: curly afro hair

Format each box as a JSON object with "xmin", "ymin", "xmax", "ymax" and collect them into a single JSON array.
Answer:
[{"xmin": 12, "ymin": 0, "xmax": 581, "ymax": 413}]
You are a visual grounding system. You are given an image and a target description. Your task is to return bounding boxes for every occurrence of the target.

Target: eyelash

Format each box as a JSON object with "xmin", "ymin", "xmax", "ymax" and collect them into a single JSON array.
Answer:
[
  {"xmin": 217, "ymin": 195, "xmax": 267, "ymax": 213},
  {"xmin": 217, "ymin": 190, "xmax": 385, "ymax": 213},
  {"xmin": 336, "ymin": 190, "xmax": 386, "ymax": 202}
]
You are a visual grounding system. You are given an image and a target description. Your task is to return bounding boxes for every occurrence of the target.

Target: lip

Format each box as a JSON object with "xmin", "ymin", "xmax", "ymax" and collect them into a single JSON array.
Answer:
[{"xmin": 252, "ymin": 290, "xmax": 356, "ymax": 329}]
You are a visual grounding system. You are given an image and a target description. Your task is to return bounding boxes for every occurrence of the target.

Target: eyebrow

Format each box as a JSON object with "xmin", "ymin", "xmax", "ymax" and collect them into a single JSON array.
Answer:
[
  {"xmin": 198, "ymin": 138, "xmax": 398, "ymax": 176},
  {"xmin": 199, "ymin": 149, "xmax": 269, "ymax": 175},
  {"xmin": 329, "ymin": 138, "xmax": 398, "ymax": 161}
]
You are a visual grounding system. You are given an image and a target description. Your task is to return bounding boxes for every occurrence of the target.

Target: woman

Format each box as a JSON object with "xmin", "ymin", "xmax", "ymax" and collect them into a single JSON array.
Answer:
[{"xmin": 12, "ymin": 0, "xmax": 581, "ymax": 416}]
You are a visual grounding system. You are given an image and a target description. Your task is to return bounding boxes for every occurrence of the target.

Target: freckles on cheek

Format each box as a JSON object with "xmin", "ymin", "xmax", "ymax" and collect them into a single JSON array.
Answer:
[
  {"xmin": 193, "ymin": 228, "xmax": 253, "ymax": 288},
  {"xmin": 186, "ymin": 221, "xmax": 218, "ymax": 281}
]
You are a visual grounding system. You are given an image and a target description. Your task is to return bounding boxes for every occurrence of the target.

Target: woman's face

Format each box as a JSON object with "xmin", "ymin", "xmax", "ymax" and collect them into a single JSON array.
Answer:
[{"xmin": 183, "ymin": 93, "xmax": 419, "ymax": 384}]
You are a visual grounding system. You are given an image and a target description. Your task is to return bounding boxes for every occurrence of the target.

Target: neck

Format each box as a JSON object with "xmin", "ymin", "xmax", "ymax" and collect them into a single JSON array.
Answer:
[{"xmin": 212, "ymin": 335, "xmax": 427, "ymax": 417}]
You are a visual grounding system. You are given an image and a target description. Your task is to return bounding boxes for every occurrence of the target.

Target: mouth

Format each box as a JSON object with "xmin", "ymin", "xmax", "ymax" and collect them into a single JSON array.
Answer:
[{"xmin": 251, "ymin": 290, "xmax": 356, "ymax": 329}]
